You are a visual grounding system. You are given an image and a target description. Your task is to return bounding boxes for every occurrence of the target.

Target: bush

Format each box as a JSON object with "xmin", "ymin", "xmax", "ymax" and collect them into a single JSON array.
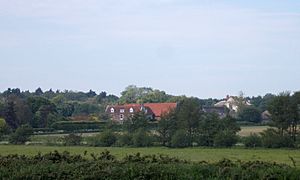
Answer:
[
  {"xmin": 1, "ymin": 151, "xmax": 300, "ymax": 179},
  {"xmin": 100, "ymin": 130, "xmax": 117, "ymax": 146},
  {"xmin": 243, "ymin": 133, "xmax": 262, "ymax": 148},
  {"xmin": 87, "ymin": 131, "xmax": 117, "ymax": 147},
  {"xmin": 260, "ymin": 129, "xmax": 294, "ymax": 148},
  {"xmin": 195, "ymin": 134, "xmax": 213, "ymax": 147},
  {"xmin": 0, "ymin": 118, "xmax": 10, "ymax": 140},
  {"xmin": 9, "ymin": 124, "xmax": 33, "ymax": 144},
  {"xmin": 132, "ymin": 129, "xmax": 153, "ymax": 147},
  {"xmin": 170, "ymin": 130, "xmax": 189, "ymax": 148},
  {"xmin": 51, "ymin": 121, "xmax": 106, "ymax": 132},
  {"xmin": 116, "ymin": 133, "xmax": 133, "ymax": 147},
  {"xmin": 63, "ymin": 133, "xmax": 82, "ymax": 146},
  {"xmin": 213, "ymin": 131, "xmax": 238, "ymax": 147}
]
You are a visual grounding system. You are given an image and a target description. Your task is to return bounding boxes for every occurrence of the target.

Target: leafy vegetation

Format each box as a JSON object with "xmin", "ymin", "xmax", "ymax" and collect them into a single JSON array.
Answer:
[{"xmin": 0, "ymin": 150, "xmax": 299, "ymax": 179}]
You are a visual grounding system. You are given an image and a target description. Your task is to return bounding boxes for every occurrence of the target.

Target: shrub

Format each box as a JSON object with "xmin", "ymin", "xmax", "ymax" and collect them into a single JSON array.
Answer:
[
  {"xmin": 132, "ymin": 128, "xmax": 153, "ymax": 147},
  {"xmin": 9, "ymin": 124, "xmax": 33, "ymax": 144},
  {"xmin": 51, "ymin": 121, "xmax": 106, "ymax": 132},
  {"xmin": 171, "ymin": 130, "xmax": 189, "ymax": 148},
  {"xmin": 195, "ymin": 134, "xmax": 213, "ymax": 147},
  {"xmin": 243, "ymin": 133, "xmax": 262, "ymax": 148},
  {"xmin": 213, "ymin": 131, "xmax": 238, "ymax": 147},
  {"xmin": 116, "ymin": 133, "xmax": 133, "ymax": 147},
  {"xmin": 260, "ymin": 129, "xmax": 294, "ymax": 148},
  {"xmin": 100, "ymin": 130, "xmax": 117, "ymax": 146},
  {"xmin": 0, "ymin": 118, "xmax": 10, "ymax": 140},
  {"xmin": 63, "ymin": 133, "xmax": 82, "ymax": 146},
  {"xmin": 86, "ymin": 134, "xmax": 102, "ymax": 146},
  {"xmin": 88, "ymin": 130, "xmax": 117, "ymax": 147}
]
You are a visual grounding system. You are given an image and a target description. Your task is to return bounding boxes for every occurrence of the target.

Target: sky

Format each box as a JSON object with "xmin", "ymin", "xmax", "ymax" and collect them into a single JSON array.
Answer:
[{"xmin": 0, "ymin": 0, "xmax": 299, "ymax": 98}]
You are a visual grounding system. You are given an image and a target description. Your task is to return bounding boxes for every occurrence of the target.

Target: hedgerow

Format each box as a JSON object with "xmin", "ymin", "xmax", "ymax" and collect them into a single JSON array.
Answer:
[{"xmin": 0, "ymin": 150, "xmax": 299, "ymax": 179}]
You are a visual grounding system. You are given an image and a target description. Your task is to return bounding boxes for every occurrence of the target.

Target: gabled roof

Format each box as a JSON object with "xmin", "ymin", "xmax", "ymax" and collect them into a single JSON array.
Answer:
[{"xmin": 144, "ymin": 103, "xmax": 177, "ymax": 117}]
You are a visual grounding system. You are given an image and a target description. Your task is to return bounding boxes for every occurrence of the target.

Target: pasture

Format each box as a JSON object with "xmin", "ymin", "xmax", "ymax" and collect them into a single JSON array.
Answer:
[
  {"xmin": 0, "ymin": 145, "xmax": 300, "ymax": 167},
  {"xmin": 238, "ymin": 126, "xmax": 269, "ymax": 136}
]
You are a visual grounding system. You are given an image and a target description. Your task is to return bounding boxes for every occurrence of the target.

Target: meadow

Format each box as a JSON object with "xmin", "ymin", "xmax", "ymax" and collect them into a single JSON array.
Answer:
[
  {"xmin": 0, "ymin": 145, "xmax": 300, "ymax": 167},
  {"xmin": 238, "ymin": 125, "xmax": 269, "ymax": 136}
]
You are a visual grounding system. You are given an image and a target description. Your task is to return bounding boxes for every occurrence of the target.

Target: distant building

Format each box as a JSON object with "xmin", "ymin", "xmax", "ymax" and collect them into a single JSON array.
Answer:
[
  {"xmin": 202, "ymin": 106, "xmax": 228, "ymax": 118},
  {"xmin": 105, "ymin": 103, "xmax": 177, "ymax": 123},
  {"xmin": 261, "ymin": 110, "xmax": 271, "ymax": 124},
  {"xmin": 214, "ymin": 95, "xmax": 251, "ymax": 113}
]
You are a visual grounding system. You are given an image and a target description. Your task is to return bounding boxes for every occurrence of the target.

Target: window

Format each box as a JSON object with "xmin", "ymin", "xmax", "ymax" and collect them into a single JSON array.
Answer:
[
  {"xmin": 129, "ymin": 107, "xmax": 134, "ymax": 113},
  {"xmin": 110, "ymin": 108, "xmax": 114, "ymax": 113},
  {"xmin": 120, "ymin": 109, "xmax": 125, "ymax": 113},
  {"xmin": 120, "ymin": 114, "xmax": 124, "ymax": 120}
]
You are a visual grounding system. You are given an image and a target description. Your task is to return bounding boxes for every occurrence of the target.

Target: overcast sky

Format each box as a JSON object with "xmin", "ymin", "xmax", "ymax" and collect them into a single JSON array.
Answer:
[{"xmin": 0, "ymin": 0, "xmax": 299, "ymax": 98}]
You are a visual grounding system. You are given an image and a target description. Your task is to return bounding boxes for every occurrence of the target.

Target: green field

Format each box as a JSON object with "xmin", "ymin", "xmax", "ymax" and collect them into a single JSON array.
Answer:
[{"xmin": 0, "ymin": 145, "xmax": 300, "ymax": 167}]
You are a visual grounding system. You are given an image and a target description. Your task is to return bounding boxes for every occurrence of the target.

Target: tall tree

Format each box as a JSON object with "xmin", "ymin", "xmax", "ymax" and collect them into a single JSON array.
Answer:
[
  {"xmin": 35, "ymin": 87, "xmax": 43, "ymax": 96},
  {"xmin": 4, "ymin": 101, "xmax": 18, "ymax": 129},
  {"xmin": 268, "ymin": 92, "xmax": 298, "ymax": 140},
  {"xmin": 157, "ymin": 110, "xmax": 176, "ymax": 146},
  {"xmin": 175, "ymin": 97, "xmax": 202, "ymax": 146}
]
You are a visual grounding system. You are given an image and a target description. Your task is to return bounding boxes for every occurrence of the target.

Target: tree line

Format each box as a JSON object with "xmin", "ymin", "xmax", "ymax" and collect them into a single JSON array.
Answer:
[{"xmin": 0, "ymin": 86, "xmax": 300, "ymax": 148}]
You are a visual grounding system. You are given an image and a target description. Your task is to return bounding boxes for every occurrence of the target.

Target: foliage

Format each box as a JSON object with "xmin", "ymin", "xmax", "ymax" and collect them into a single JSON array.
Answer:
[
  {"xmin": 51, "ymin": 121, "xmax": 105, "ymax": 132},
  {"xmin": 100, "ymin": 130, "xmax": 117, "ymax": 146},
  {"xmin": 238, "ymin": 106, "xmax": 262, "ymax": 123},
  {"xmin": 268, "ymin": 92, "xmax": 298, "ymax": 140},
  {"xmin": 63, "ymin": 133, "xmax": 82, "ymax": 146},
  {"xmin": 213, "ymin": 130, "xmax": 238, "ymax": 147},
  {"xmin": 171, "ymin": 130, "xmax": 189, "ymax": 148},
  {"xmin": 3, "ymin": 101, "xmax": 19, "ymax": 129},
  {"xmin": 116, "ymin": 133, "xmax": 133, "ymax": 147},
  {"xmin": 260, "ymin": 128, "xmax": 294, "ymax": 148},
  {"xmin": 243, "ymin": 133, "xmax": 262, "ymax": 148},
  {"xmin": 132, "ymin": 128, "xmax": 153, "ymax": 147},
  {"xmin": 123, "ymin": 111, "xmax": 149, "ymax": 133},
  {"xmin": 9, "ymin": 124, "xmax": 33, "ymax": 144},
  {"xmin": 0, "ymin": 151, "xmax": 299, "ymax": 179},
  {"xmin": 157, "ymin": 110, "xmax": 176, "ymax": 146},
  {"xmin": 0, "ymin": 118, "xmax": 9, "ymax": 139},
  {"xmin": 119, "ymin": 85, "xmax": 171, "ymax": 104},
  {"xmin": 175, "ymin": 97, "xmax": 202, "ymax": 146}
]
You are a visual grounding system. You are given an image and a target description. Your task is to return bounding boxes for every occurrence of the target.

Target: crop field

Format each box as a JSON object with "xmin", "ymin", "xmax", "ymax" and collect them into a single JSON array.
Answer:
[
  {"xmin": 0, "ymin": 145, "xmax": 300, "ymax": 167},
  {"xmin": 238, "ymin": 126, "xmax": 270, "ymax": 136}
]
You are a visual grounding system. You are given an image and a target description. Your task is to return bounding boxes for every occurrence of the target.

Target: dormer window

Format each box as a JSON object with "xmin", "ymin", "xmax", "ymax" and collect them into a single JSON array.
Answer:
[
  {"xmin": 129, "ymin": 107, "xmax": 134, "ymax": 113},
  {"xmin": 120, "ymin": 109, "xmax": 125, "ymax": 113},
  {"xmin": 110, "ymin": 108, "xmax": 115, "ymax": 113}
]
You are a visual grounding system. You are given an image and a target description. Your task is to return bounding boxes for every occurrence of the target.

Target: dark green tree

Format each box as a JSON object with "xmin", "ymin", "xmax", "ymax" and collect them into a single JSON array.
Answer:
[
  {"xmin": 35, "ymin": 87, "xmax": 43, "ymax": 96},
  {"xmin": 4, "ymin": 101, "xmax": 18, "ymax": 129},
  {"xmin": 238, "ymin": 106, "xmax": 261, "ymax": 123},
  {"xmin": 124, "ymin": 111, "xmax": 149, "ymax": 133},
  {"xmin": 175, "ymin": 98, "xmax": 202, "ymax": 146},
  {"xmin": 171, "ymin": 130, "xmax": 189, "ymax": 148},
  {"xmin": 157, "ymin": 110, "xmax": 176, "ymax": 146},
  {"xmin": 268, "ymin": 92, "xmax": 298, "ymax": 140},
  {"xmin": 9, "ymin": 124, "xmax": 33, "ymax": 144}
]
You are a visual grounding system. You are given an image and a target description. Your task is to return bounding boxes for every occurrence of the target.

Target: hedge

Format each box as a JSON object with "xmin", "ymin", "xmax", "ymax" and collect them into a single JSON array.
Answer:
[
  {"xmin": 51, "ymin": 121, "xmax": 107, "ymax": 132},
  {"xmin": 0, "ymin": 151, "xmax": 299, "ymax": 179}
]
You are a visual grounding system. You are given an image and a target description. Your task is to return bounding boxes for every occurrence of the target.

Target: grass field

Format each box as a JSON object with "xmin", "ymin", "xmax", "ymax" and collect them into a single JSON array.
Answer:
[
  {"xmin": 238, "ymin": 126, "xmax": 269, "ymax": 136},
  {"xmin": 0, "ymin": 145, "xmax": 300, "ymax": 167}
]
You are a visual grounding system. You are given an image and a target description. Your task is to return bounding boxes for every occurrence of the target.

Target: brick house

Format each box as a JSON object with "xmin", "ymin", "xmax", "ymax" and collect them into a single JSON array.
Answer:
[{"xmin": 105, "ymin": 103, "xmax": 177, "ymax": 123}]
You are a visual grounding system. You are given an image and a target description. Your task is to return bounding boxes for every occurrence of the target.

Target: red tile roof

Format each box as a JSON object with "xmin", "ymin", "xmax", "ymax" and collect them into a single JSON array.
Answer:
[
  {"xmin": 106, "ymin": 103, "xmax": 177, "ymax": 118},
  {"xmin": 144, "ymin": 103, "xmax": 177, "ymax": 117}
]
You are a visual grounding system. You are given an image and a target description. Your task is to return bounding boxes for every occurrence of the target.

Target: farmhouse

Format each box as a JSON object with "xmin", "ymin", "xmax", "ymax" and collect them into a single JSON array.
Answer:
[
  {"xmin": 214, "ymin": 95, "xmax": 251, "ymax": 112},
  {"xmin": 105, "ymin": 103, "xmax": 177, "ymax": 123},
  {"xmin": 202, "ymin": 106, "xmax": 228, "ymax": 118}
]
